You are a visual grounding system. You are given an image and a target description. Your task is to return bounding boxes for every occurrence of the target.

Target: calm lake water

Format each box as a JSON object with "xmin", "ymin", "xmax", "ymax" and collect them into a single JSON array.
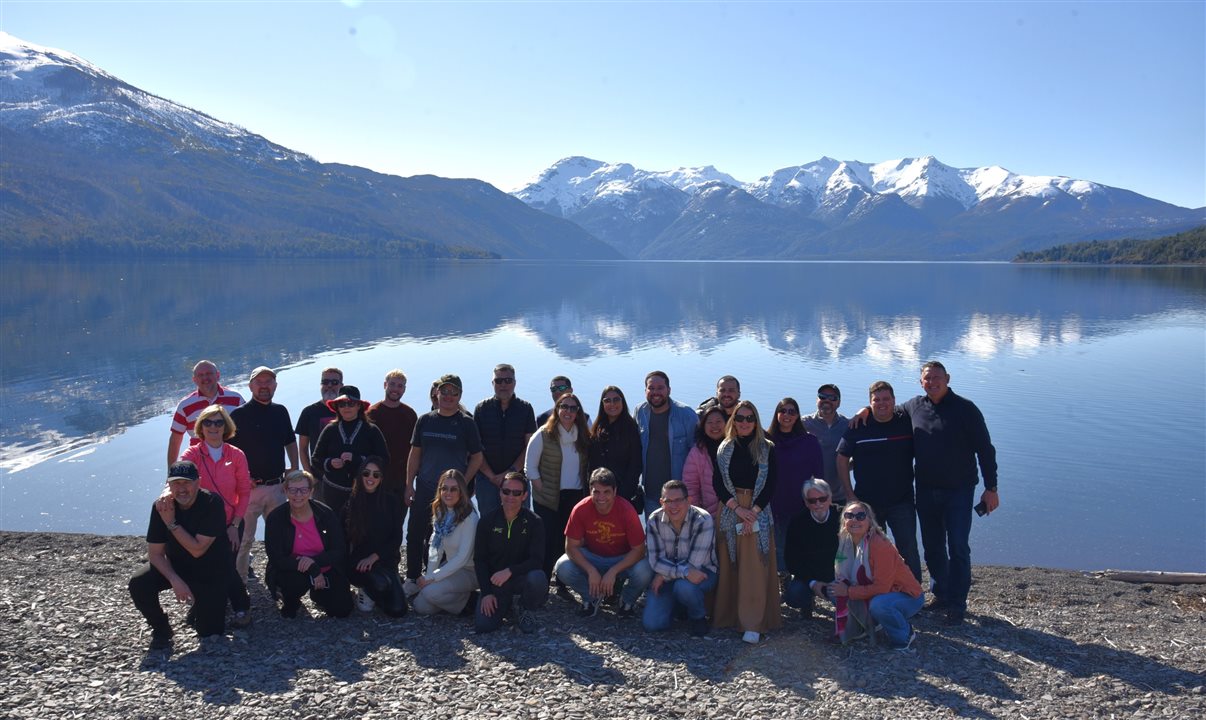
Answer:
[{"xmin": 1, "ymin": 259, "xmax": 1203, "ymax": 572}]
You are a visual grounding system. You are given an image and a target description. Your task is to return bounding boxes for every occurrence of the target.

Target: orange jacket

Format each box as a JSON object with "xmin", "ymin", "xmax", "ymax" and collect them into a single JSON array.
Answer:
[{"xmin": 847, "ymin": 533, "xmax": 922, "ymax": 601}]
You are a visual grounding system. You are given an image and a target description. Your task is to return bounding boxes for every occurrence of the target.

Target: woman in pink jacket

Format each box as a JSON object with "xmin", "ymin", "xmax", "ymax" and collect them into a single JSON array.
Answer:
[
  {"xmin": 682, "ymin": 406, "xmax": 724, "ymax": 514},
  {"xmin": 181, "ymin": 404, "xmax": 253, "ymax": 627}
]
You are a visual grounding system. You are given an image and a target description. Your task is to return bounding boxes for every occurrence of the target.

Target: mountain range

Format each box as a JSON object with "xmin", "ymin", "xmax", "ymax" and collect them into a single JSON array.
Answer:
[
  {"xmin": 1, "ymin": 32, "xmax": 1200, "ymax": 261},
  {"xmin": 513, "ymin": 156, "xmax": 1203, "ymax": 260},
  {"xmin": 0, "ymin": 33, "xmax": 616, "ymax": 260}
]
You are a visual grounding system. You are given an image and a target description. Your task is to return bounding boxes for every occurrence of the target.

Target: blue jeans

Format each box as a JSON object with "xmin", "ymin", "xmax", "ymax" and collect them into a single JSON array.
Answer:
[
  {"xmin": 474, "ymin": 471, "xmax": 501, "ymax": 520},
  {"xmin": 783, "ymin": 578, "xmax": 814, "ymax": 612},
  {"xmin": 642, "ymin": 568, "xmax": 718, "ymax": 631},
  {"xmin": 915, "ymin": 484, "xmax": 974, "ymax": 613},
  {"xmin": 871, "ymin": 499, "xmax": 923, "ymax": 584},
  {"xmin": 869, "ymin": 591, "xmax": 924, "ymax": 646},
  {"xmin": 554, "ymin": 549, "xmax": 654, "ymax": 606}
]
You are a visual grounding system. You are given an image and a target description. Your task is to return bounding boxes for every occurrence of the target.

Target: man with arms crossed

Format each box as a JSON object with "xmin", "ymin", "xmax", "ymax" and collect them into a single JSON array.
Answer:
[
  {"xmin": 228, "ymin": 366, "xmax": 298, "ymax": 583},
  {"xmin": 167, "ymin": 360, "xmax": 243, "ymax": 467},
  {"xmin": 474, "ymin": 472, "xmax": 547, "ymax": 634},
  {"xmin": 555, "ymin": 468, "xmax": 653, "ymax": 617},
  {"xmin": 634, "ymin": 371, "xmax": 698, "ymax": 516},
  {"xmin": 642, "ymin": 480, "xmax": 717, "ymax": 637},
  {"xmin": 405, "ymin": 374, "xmax": 484, "ymax": 590},
  {"xmin": 473, "ymin": 364, "xmax": 536, "ymax": 519},
  {"xmin": 900, "ymin": 361, "xmax": 998, "ymax": 625},
  {"xmin": 295, "ymin": 367, "xmax": 342, "ymax": 474},
  {"xmin": 129, "ymin": 461, "xmax": 229, "ymax": 651},
  {"xmin": 836, "ymin": 380, "xmax": 922, "ymax": 583}
]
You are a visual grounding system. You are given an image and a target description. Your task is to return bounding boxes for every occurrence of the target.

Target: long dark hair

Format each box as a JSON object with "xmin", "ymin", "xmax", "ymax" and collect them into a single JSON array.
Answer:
[
  {"xmin": 590, "ymin": 385, "xmax": 638, "ymax": 440},
  {"xmin": 344, "ymin": 455, "xmax": 385, "ymax": 546},
  {"xmin": 542, "ymin": 392, "xmax": 590, "ymax": 456},
  {"xmin": 431, "ymin": 469, "xmax": 474, "ymax": 525},
  {"xmin": 695, "ymin": 406, "xmax": 726, "ymax": 451},
  {"xmin": 767, "ymin": 397, "xmax": 805, "ymax": 438}
]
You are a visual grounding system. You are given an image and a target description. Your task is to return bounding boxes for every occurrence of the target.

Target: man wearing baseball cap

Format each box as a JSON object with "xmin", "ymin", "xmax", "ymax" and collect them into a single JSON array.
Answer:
[
  {"xmin": 404, "ymin": 374, "xmax": 484, "ymax": 590},
  {"xmin": 128, "ymin": 461, "xmax": 231, "ymax": 651}
]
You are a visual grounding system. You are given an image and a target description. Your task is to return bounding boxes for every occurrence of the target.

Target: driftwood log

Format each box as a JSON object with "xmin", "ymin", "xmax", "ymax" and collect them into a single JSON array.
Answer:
[{"xmin": 1090, "ymin": 570, "xmax": 1206, "ymax": 584}]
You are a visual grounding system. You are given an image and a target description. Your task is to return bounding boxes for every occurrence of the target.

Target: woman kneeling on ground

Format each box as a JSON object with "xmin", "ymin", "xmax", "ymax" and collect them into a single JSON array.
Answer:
[
  {"xmin": 343, "ymin": 456, "xmax": 408, "ymax": 617},
  {"xmin": 830, "ymin": 501, "xmax": 923, "ymax": 649},
  {"xmin": 410, "ymin": 469, "xmax": 479, "ymax": 615},
  {"xmin": 265, "ymin": 470, "xmax": 353, "ymax": 618}
]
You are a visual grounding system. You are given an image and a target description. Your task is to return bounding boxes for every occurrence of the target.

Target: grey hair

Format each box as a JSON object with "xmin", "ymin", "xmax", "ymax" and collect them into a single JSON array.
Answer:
[{"xmin": 801, "ymin": 478, "xmax": 832, "ymax": 500}]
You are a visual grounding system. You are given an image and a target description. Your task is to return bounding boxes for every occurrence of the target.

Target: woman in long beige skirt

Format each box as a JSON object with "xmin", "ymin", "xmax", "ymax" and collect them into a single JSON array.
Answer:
[{"xmin": 711, "ymin": 401, "xmax": 782, "ymax": 643}]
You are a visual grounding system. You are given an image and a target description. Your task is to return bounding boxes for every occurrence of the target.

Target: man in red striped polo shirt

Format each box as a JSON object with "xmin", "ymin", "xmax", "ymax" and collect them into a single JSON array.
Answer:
[{"xmin": 166, "ymin": 360, "xmax": 244, "ymax": 467}]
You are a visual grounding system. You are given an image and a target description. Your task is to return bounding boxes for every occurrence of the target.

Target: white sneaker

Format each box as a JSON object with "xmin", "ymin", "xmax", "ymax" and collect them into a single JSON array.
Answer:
[
  {"xmin": 355, "ymin": 589, "xmax": 374, "ymax": 612},
  {"xmin": 742, "ymin": 630, "xmax": 761, "ymax": 644},
  {"xmin": 403, "ymin": 579, "xmax": 420, "ymax": 598}
]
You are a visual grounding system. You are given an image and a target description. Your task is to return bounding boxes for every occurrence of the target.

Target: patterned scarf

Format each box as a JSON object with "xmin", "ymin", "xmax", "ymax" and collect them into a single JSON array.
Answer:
[
  {"xmin": 716, "ymin": 437, "xmax": 773, "ymax": 564},
  {"xmin": 833, "ymin": 533, "xmax": 876, "ymax": 645},
  {"xmin": 431, "ymin": 511, "xmax": 457, "ymax": 553}
]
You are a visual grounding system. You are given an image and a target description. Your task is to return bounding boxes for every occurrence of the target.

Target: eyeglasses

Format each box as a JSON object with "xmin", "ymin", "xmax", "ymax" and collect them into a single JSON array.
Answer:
[
  {"xmin": 286, "ymin": 486, "xmax": 311, "ymax": 496},
  {"xmin": 818, "ymin": 392, "xmax": 840, "ymax": 402},
  {"xmin": 843, "ymin": 511, "xmax": 868, "ymax": 521},
  {"xmin": 499, "ymin": 488, "xmax": 525, "ymax": 497},
  {"xmin": 439, "ymin": 485, "xmax": 461, "ymax": 494},
  {"xmin": 558, "ymin": 404, "xmax": 580, "ymax": 412},
  {"xmin": 200, "ymin": 418, "xmax": 225, "ymax": 428},
  {"xmin": 361, "ymin": 470, "xmax": 382, "ymax": 479},
  {"xmin": 733, "ymin": 413, "xmax": 756, "ymax": 423},
  {"xmin": 661, "ymin": 496, "xmax": 687, "ymax": 504},
  {"xmin": 321, "ymin": 379, "xmax": 342, "ymax": 386},
  {"xmin": 337, "ymin": 400, "xmax": 360, "ymax": 408},
  {"xmin": 805, "ymin": 495, "xmax": 830, "ymax": 505},
  {"xmin": 493, "ymin": 377, "xmax": 515, "ymax": 385},
  {"xmin": 777, "ymin": 407, "xmax": 799, "ymax": 416},
  {"xmin": 550, "ymin": 384, "xmax": 570, "ymax": 393},
  {"xmin": 601, "ymin": 396, "xmax": 623, "ymax": 405},
  {"xmin": 438, "ymin": 388, "xmax": 461, "ymax": 397}
]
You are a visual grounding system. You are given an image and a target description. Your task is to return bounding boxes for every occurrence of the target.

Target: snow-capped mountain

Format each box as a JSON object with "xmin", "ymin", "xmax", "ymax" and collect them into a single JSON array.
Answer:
[
  {"xmin": 0, "ymin": 33, "xmax": 617, "ymax": 260},
  {"xmin": 514, "ymin": 155, "xmax": 1201, "ymax": 259}
]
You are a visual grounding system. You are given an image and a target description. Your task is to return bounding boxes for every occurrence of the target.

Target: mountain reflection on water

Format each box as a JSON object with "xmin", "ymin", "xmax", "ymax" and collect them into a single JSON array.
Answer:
[{"xmin": 2, "ymin": 258, "xmax": 1203, "ymax": 469}]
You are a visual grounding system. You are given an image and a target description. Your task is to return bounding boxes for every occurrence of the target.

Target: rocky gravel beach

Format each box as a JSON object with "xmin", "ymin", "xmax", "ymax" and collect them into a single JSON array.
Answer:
[{"xmin": 2, "ymin": 531, "xmax": 1202, "ymax": 719}]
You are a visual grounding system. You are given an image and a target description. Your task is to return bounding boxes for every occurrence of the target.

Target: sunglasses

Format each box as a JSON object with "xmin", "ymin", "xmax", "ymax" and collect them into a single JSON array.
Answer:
[
  {"xmin": 438, "ymin": 388, "xmax": 461, "ymax": 397},
  {"xmin": 733, "ymin": 413, "xmax": 756, "ymax": 423},
  {"xmin": 200, "ymin": 418, "xmax": 225, "ymax": 428},
  {"xmin": 321, "ymin": 379, "xmax": 342, "ymax": 386},
  {"xmin": 559, "ymin": 404, "xmax": 580, "ymax": 412},
  {"xmin": 493, "ymin": 377, "xmax": 515, "ymax": 385},
  {"xmin": 550, "ymin": 384, "xmax": 571, "ymax": 393},
  {"xmin": 777, "ymin": 407, "xmax": 799, "ymax": 416},
  {"xmin": 337, "ymin": 400, "xmax": 361, "ymax": 408},
  {"xmin": 499, "ymin": 488, "xmax": 525, "ymax": 497},
  {"xmin": 805, "ymin": 495, "xmax": 830, "ymax": 505},
  {"xmin": 286, "ymin": 486, "xmax": 311, "ymax": 496},
  {"xmin": 439, "ymin": 485, "xmax": 461, "ymax": 493},
  {"xmin": 361, "ymin": 470, "xmax": 382, "ymax": 479},
  {"xmin": 843, "ymin": 511, "xmax": 868, "ymax": 521},
  {"xmin": 601, "ymin": 396, "xmax": 623, "ymax": 405},
  {"xmin": 818, "ymin": 393, "xmax": 840, "ymax": 402}
]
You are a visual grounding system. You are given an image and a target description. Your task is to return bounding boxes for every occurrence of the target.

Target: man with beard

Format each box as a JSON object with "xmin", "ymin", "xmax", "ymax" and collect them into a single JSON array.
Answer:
[
  {"xmin": 366, "ymin": 369, "xmax": 418, "ymax": 502},
  {"xmin": 295, "ymin": 367, "xmax": 342, "ymax": 474},
  {"xmin": 167, "ymin": 360, "xmax": 243, "ymax": 467},
  {"xmin": 697, "ymin": 375, "xmax": 741, "ymax": 420},
  {"xmin": 634, "ymin": 371, "xmax": 699, "ymax": 516},
  {"xmin": 228, "ymin": 366, "xmax": 298, "ymax": 583}
]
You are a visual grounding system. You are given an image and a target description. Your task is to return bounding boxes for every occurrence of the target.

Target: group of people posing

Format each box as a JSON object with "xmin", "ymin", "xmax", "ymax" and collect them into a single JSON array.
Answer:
[{"xmin": 130, "ymin": 359, "xmax": 998, "ymax": 653}]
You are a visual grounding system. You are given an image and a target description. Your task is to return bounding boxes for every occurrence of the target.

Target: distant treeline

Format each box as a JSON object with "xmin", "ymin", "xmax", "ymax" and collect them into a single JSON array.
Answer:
[{"xmin": 1014, "ymin": 226, "xmax": 1206, "ymax": 265}]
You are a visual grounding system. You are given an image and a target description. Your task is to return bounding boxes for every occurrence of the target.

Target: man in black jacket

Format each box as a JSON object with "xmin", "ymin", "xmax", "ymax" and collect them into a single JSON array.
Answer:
[
  {"xmin": 473, "ymin": 472, "xmax": 547, "ymax": 634},
  {"xmin": 782, "ymin": 479, "xmax": 840, "ymax": 618}
]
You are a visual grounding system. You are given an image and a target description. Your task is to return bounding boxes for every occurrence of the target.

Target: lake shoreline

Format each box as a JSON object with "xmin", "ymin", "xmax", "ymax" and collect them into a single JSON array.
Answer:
[{"xmin": 2, "ymin": 530, "xmax": 1202, "ymax": 719}]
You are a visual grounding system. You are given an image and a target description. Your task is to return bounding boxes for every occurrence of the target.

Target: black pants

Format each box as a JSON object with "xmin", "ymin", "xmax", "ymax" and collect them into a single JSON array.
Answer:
[
  {"xmin": 129, "ymin": 564, "xmax": 227, "ymax": 637},
  {"xmin": 406, "ymin": 490, "xmax": 435, "ymax": 580},
  {"xmin": 226, "ymin": 521, "xmax": 251, "ymax": 613},
  {"xmin": 474, "ymin": 569, "xmax": 548, "ymax": 633},
  {"xmin": 535, "ymin": 489, "xmax": 584, "ymax": 578},
  {"xmin": 349, "ymin": 563, "xmax": 409, "ymax": 617},
  {"xmin": 273, "ymin": 566, "xmax": 353, "ymax": 618}
]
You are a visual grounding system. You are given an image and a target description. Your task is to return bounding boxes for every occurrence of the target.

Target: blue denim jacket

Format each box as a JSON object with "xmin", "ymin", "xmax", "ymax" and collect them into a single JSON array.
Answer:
[{"xmin": 634, "ymin": 399, "xmax": 698, "ymax": 499}]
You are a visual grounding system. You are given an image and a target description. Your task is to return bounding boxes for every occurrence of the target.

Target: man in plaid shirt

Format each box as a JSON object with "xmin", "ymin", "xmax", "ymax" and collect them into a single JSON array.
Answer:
[{"xmin": 642, "ymin": 480, "xmax": 718, "ymax": 636}]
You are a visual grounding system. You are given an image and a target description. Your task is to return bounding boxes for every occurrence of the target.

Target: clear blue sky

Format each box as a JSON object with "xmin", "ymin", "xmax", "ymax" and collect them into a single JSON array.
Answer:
[{"xmin": 3, "ymin": 1, "xmax": 1203, "ymax": 208}]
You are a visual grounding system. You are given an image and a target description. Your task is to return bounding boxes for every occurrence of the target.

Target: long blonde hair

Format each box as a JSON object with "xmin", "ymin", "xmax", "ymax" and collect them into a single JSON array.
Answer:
[{"xmin": 723, "ymin": 400, "xmax": 771, "ymax": 465}]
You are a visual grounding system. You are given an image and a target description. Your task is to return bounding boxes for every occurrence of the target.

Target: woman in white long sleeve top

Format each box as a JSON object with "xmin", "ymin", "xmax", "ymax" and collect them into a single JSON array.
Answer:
[
  {"xmin": 411, "ymin": 469, "xmax": 479, "ymax": 615},
  {"xmin": 525, "ymin": 392, "xmax": 590, "ymax": 578}
]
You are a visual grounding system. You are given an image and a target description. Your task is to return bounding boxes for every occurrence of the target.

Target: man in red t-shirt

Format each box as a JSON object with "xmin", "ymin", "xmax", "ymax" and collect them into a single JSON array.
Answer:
[{"xmin": 554, "ymin": 468, "xmax": 653, "ymax": 617}]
